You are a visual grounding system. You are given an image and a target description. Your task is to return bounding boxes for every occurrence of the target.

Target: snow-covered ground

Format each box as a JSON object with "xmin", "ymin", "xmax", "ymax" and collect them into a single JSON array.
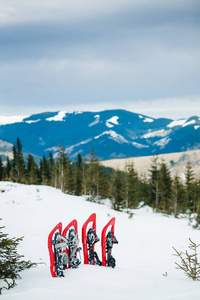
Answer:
[{"xmin": 0, "ymin": 182, "xmax": 200, "ymax": 300}]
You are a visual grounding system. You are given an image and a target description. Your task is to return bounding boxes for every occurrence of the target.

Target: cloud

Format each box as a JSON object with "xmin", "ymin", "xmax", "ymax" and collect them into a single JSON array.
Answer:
[{"xmin": 0, "ymin": 0, "xmax": 199, "ymax": 118}]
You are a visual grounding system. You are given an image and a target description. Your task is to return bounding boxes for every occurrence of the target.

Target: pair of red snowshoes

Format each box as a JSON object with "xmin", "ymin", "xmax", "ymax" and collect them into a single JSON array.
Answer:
[
  {"xmin": 48, "ymin": 213, "xmax": 118, "ymax": 277},
  {"xmin": 48, "ymin": 219, "xmax": 81, "ymax": 277}
]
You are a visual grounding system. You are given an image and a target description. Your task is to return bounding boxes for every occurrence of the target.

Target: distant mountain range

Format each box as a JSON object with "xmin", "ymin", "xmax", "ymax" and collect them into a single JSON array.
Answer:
[{"xmin": 0, "ymin": 109, "xmax": 200, "ymax": 161}]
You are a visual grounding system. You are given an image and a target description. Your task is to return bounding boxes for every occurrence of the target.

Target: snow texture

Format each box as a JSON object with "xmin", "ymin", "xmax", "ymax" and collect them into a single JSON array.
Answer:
[
  {"xmin": 142, "ymin": 129, "xmax": 171, "ymax": 139},
  {"xmin": 153, "ymin": 137, "xmax": 171, "ymax": 148},
  {"xmin": 182, "ymin": 120, "xmax": 196, "ymax": 127},
  {"xmin": 167, "ymin": 119, "xmax": 187, "ymax": 128},
  {"xmin": 132, "ymin": 141, "xmax": 149, "ymax": 149},
  {"xmin": 94, "ymin": 130, "xmax": 128, "ymax": 144},
  {"xmin": 46, "ymin": 111, "xmax": 67, "ymax": 122},
  {"xmin": 0, "ymin": 115, "xmax": 27, "ymax": 125},
  {"xmin": 143, "ymin": 117, "xmax": 154, "ymax": 123},
  {"xmin": 25, "ymin": 119, "xmax": 41, "ymax": 124},
  {"xmin": 1, "ymin": 182, "xmax": 200, "ymax": 300},
  {"xmin": 89, "ymin": 115, "xmax": 100, "ymax": 127},
  {"xmin": 106, "ymin": 116, "xmax": 119, "ymax": 128}
]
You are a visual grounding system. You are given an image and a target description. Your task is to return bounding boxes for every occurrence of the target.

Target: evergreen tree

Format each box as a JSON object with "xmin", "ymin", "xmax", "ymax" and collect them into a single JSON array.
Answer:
[
  {"xmin": 64, "ymin": 160, "xmax": 75, "ymax": 194},
  {"xmin": 39, "ymin": 156, "xmax": 50, "ymax": 185},
  {"xmin": 171, "ymin": 174, "xmax": 187, "ymax": 217},
  {"xmin": 74, "ymin": 153, "xmax": 83, "ymax": 196},
  {"xmin": 149, "ymin": 156, "xmax": 161, "ymax": 212},
  {"xmin": 185, "ymin": 161, "xmax": 195, "ymax": 212},
  {"xmin": 0, "ymin": 156, "xmax": 4, "ymax": 181},
  {"xmin": 148, "ymin": 157, "xmax": 172, "ymax": 213},
  {"xmin": 110, "ymin": 169, "xmax": 126, "ymax": 211},
  {"xmin": 82, "ymin": 154, "xmax": 89, "ymax": 196},
  {"xmin": 5, "ymin": 157, "xmax": 12, "ymax": 181},
  {"xmin": 27, "ymin": 155, "xmax": 39, "ymax": 184},
  {"xmin": 0, "ymin": 219, "xmax": 36, "ymax": 295},
  {"xmin": 139, "ymin": 172, "xmax": 151, "ymax": 206},
  {"xmin": 57, "ymin": 145, "xmax": 73, "ymax": 193},
  {"xmin": 158, "ymin": 159, "xmax": 172, "ymax": 213},
  {"xmin": 97, "ymin": 166, "xmax": 110, "ymax": 201},
  {"xmin": 193, "ymin": 179, "xmax": 200, "ymax": 228},
  {"xmin": 125, "ymin": 161, "xmax": 140, "ymax": 210},
  {"xmin": 12, "ymin": 138, "xmax": 26, "ymax": 183},
  {"xmin": 85, "ymin": 149, "xmax": 101, "ymax": 201},
  {"xmin": 49, "ymin": 152, "xmax": 56, "ymax": 187}
]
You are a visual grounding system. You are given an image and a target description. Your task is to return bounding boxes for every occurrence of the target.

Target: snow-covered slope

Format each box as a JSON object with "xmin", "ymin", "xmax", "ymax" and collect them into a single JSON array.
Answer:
[{"xmin": 1, "ymin": 182, "xmax": 200, "ymax": 300}]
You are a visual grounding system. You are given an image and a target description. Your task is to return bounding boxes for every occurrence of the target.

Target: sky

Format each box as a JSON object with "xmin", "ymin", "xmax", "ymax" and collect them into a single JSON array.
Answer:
[{"xmin": 0, "ymin": 0, "xmax": 200, "ymax": 120}]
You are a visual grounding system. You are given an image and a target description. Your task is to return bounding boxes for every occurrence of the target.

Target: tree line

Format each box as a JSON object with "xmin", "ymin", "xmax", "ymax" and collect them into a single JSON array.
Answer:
[{"xmin": 0, "ymin": 138, "xmax": 200, "ymax": 226}]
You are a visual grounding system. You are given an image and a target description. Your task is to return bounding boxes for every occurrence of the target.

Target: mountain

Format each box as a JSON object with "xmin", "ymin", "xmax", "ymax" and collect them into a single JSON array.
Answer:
[
  {"xmin": 1, "ymin": 182, "xmax": 200, "ymax": 299},
  {"xmin": 0, "ymin": 109, "xmax": 200, "ymax": 161}
]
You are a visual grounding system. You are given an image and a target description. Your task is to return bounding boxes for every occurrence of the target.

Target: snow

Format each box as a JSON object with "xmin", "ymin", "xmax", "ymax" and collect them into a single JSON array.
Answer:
[
  {"xmin": 142, "ymin": 129, "xmax": 171, "ymax": 139},
  {"xmin": 65, "ymin": 139, "xmax": 92, "ymax": 154},
  {"xmin": 89, "ymin": 115, "xmax": 100, "ymax": 127},
  {"xmin": 153, "ymin": 137, "xmax": 171, "ymax": 148},
  {"xmin": 143, "ymin": 117, "xmax": 154, "ymax": 123},
  {"xmin": 0, "ymin": 115, "xmax": 28, "ymax": 125},
  {"xmin": 25, "ymin": 119, "xmax": 41, "ymax": 124},
  {"xmin": 46, "ymin": 111, "xmax": 67, "ymax": 122},
  {"xmin": 94, "ymin": 130, "xmax": 128, "ymax": 144},
  {"xmin": 167, "ymin": 119, "xmax": 187, "ymax": 128},
  {"xmin": 182, "ymin": 120, "xmax": 196, "ymax": 127},
  {"xmin": 0, "ymin": 139, "xmax": 13, "ymax": 149},
  {"xmin": 1, "ymin": 182, "xmax": 200, "ymax": 300},
  {"xmin": 132, "ymin": 141, "xmax": 149, "ymax": 149},
  {"xmin": 106, "ymin": 116, "xmax": 119, "ymax": 128}
]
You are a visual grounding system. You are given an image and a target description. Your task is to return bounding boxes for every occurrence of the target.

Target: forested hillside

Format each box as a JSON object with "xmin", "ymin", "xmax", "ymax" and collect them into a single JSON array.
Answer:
[{"xmin": 0, "ymin": 138, "xmax": 200, "ymax": 227}]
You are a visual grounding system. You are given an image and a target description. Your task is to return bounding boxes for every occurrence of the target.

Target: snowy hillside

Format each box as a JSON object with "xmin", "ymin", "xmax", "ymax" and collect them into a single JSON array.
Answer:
[{"xmin": 1, "ymin": 182, "xmax": 200, "ymax": 300}]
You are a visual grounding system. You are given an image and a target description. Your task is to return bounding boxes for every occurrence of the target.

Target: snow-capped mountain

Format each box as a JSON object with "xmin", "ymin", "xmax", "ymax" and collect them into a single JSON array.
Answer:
[{"xmin": 0, "ymin": 109, "xmax": 199, "ymax": 161}]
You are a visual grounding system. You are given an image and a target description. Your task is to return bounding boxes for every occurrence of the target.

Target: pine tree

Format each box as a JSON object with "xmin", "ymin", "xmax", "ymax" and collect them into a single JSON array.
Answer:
[
  {"xmin": 39, "ymin": 156, "xmax": 50, "ymax": 185},
  {"xmin": 49, "ymin": 152, "xmax": 56, "ymax": 187},
  {"xmin": 27, "ymin": 155, "xmax": 39, "ymax": 184},
  {"xmin": 0, "ymin": 219, "xmax": 36, "ymax": 295},
  {"xmin": 110, "ymin": 169, "xmax": 126, "ymax": 211},
  {"xmin": 158, "ymin": 159, "xmax": 172, "ymax": 213},
  {"xmin": 85, "ymin": 148, "xmax": 103, "ymax": 201},
  {"xmin": 5, "ymin": 157, "xmax": 12, "ymax": 180},
  {"xmin": 12, "ymin": 138, "xmax": 26, "ymax": 183},
  {"xmin": 185, "ymin": 161, "xmax": 195, "ymax": 212},
  {"xmin": 97, "ymin": 166, "xmax": 110, "ymax": 201},
  {"xmin": 57, "ymin": 145, "xmax": 73, "ymax": 193},
  {"xmin": 148, "ymin": 157, "xmax": 172, "ymax": 213},
  {"xmin": 172, "ymin": 174, "xmax": 187, "ymax": 217},
  {"xmin": 193, "ymin": 179, "xmax": 200, "ymax": 228},
  {"xmin": 0, "ymin": 156, "xmax": 4, "ymax": 181},
  {"xmin": 149, "ymin": 156, "xmax": 161, "ymax": 212},
  {"xmin": 125, "ymin": 161, "xmax": 140, "ymax": 210},
  {"xmin": 82, "ymin": 154, "xmax": 89, "ymax": 196},
  {"xmin": 64, "ymin": 160, "xmax": 75, "ymax": 194},
  {"xmin": 75, "ymin": 153, "xmax": 83, "ymax": 196},
  {"xmin": 139, "ymin": 172, "xmax": 151, "ymax": 206}
]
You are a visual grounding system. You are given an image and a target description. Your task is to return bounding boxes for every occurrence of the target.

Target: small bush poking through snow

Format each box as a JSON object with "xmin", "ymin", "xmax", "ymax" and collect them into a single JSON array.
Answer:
[{"xmin": 173, "ymin": 238, "xmax": 200, "ymax": 281}]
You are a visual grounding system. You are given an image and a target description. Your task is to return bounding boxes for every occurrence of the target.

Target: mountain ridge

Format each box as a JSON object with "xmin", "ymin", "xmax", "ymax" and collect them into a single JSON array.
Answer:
[{"xmin": 0, "ymin": 109, "xmax": 199, "ymax": 161}]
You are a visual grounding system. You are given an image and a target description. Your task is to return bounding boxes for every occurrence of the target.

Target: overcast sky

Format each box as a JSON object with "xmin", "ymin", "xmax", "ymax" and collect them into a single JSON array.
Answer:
[{"xmin": 0, "ymin": 0, "xmax": 199, "ymax": 120}]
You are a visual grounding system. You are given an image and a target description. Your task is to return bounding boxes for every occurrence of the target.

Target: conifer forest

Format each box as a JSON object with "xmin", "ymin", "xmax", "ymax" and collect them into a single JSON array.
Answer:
[{"xmin": 0, "ymin": 138, "xmax": 200, "ymax": 227}]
